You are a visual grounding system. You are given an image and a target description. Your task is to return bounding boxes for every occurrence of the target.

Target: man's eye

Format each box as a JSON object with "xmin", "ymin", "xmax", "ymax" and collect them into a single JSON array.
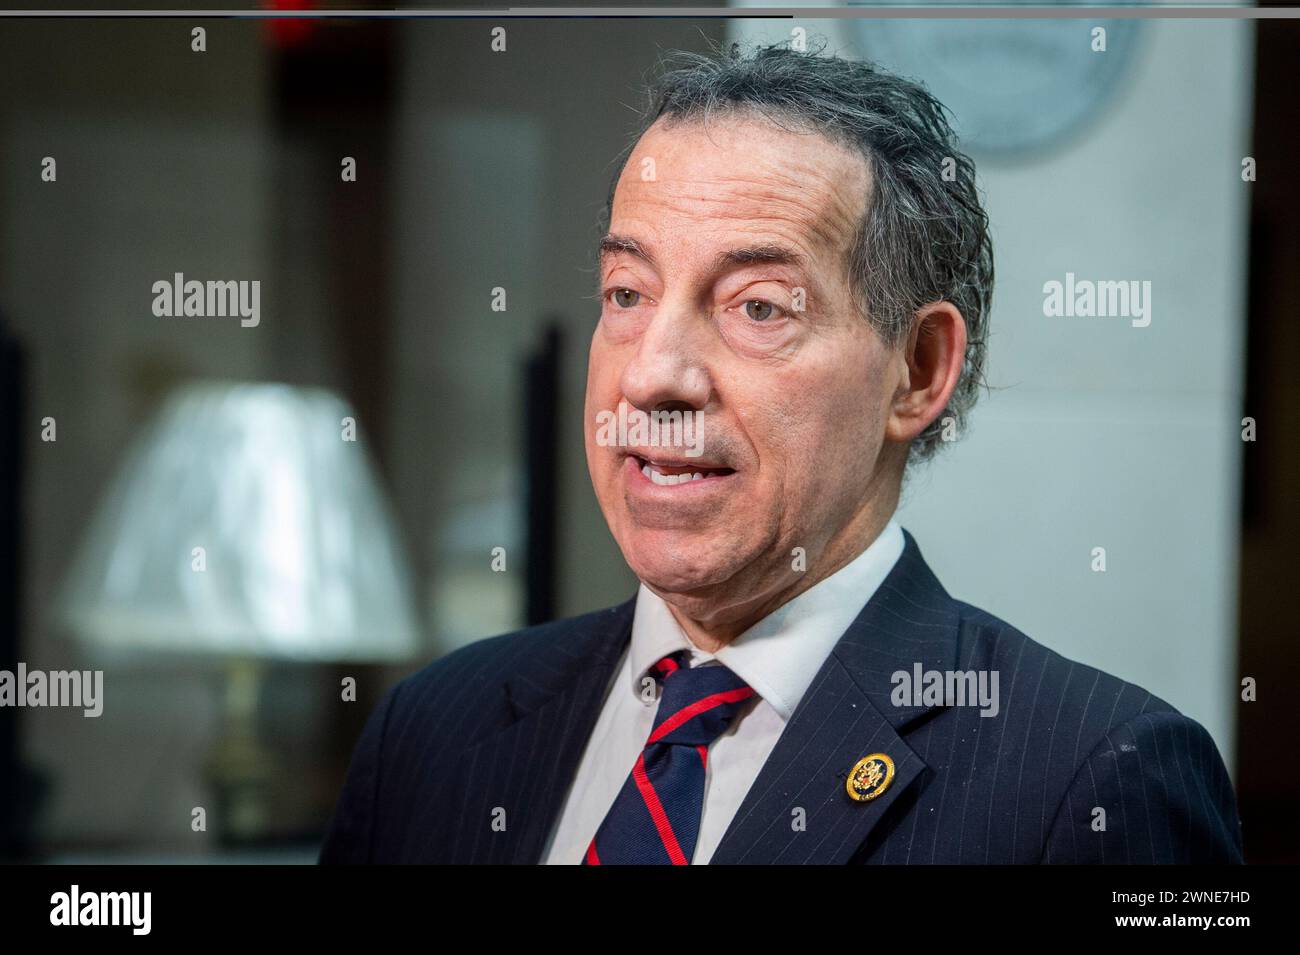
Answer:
[
  {"xmin": 610, "ymin": 288, "xmax": 641, "ymax": 308},
  {"xmin": 743, "ymin": 300, "xmax": 779, "ymax": 322}
]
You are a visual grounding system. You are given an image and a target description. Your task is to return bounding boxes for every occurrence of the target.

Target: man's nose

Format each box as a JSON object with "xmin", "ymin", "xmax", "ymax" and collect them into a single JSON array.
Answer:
[{"xmin": 618, "ymin": 307, "xmax": 712, "ymax": 413}]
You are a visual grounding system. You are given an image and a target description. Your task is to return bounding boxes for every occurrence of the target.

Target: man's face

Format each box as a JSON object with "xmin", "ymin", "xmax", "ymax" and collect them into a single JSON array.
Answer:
[{"xmin": 584, "ymin": 112, "xmax": 907, "ymax": 628}]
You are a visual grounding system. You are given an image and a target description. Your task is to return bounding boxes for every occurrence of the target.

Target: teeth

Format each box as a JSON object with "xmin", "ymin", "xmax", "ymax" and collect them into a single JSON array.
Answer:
[{"xmin": 641, "ymin": 462, "xmax": 709, "ymax": 486}]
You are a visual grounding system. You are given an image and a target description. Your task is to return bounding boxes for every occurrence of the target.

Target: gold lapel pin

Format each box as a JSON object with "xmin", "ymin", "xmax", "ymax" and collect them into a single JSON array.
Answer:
[{"xmin": 846, "ymin": 753, "xmax": 895, "ymax": 802}]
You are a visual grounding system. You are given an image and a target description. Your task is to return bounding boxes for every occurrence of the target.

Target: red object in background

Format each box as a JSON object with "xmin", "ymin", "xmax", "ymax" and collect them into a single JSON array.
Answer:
[{"xmin": 264, "ymin": 0, "xmax": 318, "ymax": 50}]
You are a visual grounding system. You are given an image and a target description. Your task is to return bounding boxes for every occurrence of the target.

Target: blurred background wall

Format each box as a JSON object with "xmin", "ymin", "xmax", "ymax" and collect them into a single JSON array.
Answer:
[{"xmin": 0, "ymin": 18, "xmax": 277, "ymax": 854}]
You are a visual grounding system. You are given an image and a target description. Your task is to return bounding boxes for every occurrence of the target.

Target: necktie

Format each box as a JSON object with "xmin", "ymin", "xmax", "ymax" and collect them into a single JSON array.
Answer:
[{"xmin": 583, "ymin": 650, "xmax": 756, "ymax": 865}]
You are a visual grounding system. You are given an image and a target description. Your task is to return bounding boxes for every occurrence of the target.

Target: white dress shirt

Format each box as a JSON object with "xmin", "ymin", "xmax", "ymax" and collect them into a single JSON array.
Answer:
[{"xmin": 541, "ymin": 519, "xmax": 905, "ymax": 864}]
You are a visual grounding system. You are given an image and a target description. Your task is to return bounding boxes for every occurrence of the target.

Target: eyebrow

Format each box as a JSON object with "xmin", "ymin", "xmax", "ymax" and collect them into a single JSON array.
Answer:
[
  {"xmin": 713, "ymin": 244, "xmax": 808, "ymax": 272},
  {"xmin": 598, "ymin": 233, "xmax": 652, "ymax": 265},
  {"xmin": 598, "ymin": 233, "xmax": 809, "ymax": 274}
]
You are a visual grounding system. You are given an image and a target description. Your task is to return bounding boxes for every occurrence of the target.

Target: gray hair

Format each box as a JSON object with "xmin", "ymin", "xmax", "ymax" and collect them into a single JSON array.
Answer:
[{"xmin": 601, "ymin": 39, "xmax": 994, "ymax": 462}]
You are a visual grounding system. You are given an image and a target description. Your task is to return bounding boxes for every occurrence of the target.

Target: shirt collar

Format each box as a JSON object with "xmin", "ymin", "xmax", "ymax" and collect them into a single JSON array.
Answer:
[{"xmin": 628, "ymin": 519, "xmax": 906, "ymax": 721}]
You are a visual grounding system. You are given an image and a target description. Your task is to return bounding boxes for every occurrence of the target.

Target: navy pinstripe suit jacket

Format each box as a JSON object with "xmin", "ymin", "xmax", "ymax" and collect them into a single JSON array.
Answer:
[{"xmin": 319, "ymin": 530, "xmax": 1243, "ymax": 864}]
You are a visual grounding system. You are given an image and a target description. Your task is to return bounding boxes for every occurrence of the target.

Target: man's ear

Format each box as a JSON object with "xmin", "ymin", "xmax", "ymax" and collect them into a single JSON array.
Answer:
[{"xmin": 884, "ymin": 301, "xmax": 967, "ymax": 446}]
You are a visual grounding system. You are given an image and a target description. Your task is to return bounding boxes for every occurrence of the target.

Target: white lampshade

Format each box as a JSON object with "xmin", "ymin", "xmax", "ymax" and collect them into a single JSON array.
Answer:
[{"xmin": 56, "ymin": 380, "xmax": 421, "ymax": 662}]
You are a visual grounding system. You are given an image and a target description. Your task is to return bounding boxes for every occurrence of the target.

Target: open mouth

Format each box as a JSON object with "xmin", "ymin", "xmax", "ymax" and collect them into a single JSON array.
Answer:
[{"xmin": 630, "ymin": 453, "xmax": 736, "ymax": 487}]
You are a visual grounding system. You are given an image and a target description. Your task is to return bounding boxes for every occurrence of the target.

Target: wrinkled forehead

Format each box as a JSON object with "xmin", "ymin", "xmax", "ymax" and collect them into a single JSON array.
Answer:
[{"xmin": 611, "ymin": 111, "xmax": 872, "ymax": 262}]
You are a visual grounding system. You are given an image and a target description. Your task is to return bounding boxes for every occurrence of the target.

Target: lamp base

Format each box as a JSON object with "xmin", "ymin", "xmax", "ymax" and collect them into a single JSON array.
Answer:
[{"xmin": 204, "ymin": 658, "xmax": 275, "ymax": 847}]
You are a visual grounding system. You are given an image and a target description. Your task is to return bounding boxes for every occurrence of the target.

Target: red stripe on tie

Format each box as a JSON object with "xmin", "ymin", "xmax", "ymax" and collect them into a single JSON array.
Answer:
[
  {"xmin": 585, "ymin": 840, "xmax": 601, "ymax": 865},
  {"xmin": 632, "ymin": 752, "xmax": 688, "ymax": 865},
  {"xmin": 697, "ymin": 745, "xmax": 708, "ymax": 768},
  {"xmin": 655, "ymin": 656, "xmax": 680, "ymax": 677},
  {"xmin": 648, "ymin": 686, "xmax": 755, "ymax": 744}
]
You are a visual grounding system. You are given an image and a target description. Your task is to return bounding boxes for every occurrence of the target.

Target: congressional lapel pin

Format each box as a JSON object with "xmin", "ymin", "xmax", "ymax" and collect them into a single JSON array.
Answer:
[{"xmin": 846, "ymin": 753, "xmax": 895, "ymax": 802}]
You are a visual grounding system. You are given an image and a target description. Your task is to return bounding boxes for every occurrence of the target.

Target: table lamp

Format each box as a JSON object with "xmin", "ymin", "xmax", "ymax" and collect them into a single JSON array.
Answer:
[{"xmin": 55, "ymin": 380, "xmax": 421, "ymax": 844}]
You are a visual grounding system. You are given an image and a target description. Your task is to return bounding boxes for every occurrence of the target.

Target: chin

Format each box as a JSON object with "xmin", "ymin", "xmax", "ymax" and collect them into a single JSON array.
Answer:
[{"xmin": 619, "ymin": 528, "xmax": 752, "ymax": 596}]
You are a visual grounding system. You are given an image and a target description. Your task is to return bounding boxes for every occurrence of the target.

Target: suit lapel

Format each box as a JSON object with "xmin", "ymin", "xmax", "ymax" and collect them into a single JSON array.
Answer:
[
  {"xmin": 452, "ymin": 600, "xmax": 635, "ymax": 864},
  {"xmin": 710, "ymin": 530, "xmax": 959, "ymax": 864}
]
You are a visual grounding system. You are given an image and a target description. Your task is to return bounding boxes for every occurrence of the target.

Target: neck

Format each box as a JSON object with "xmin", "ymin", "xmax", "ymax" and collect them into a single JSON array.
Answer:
[{"xmin": 664, "ymin": 501, "xmax": 897, "ymax": 654}]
